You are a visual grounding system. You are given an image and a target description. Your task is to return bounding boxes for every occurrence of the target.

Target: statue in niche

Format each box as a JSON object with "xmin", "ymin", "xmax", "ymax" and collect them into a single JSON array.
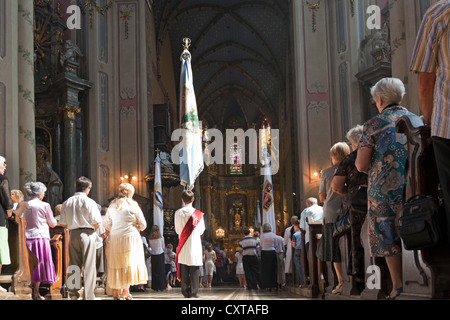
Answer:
[
  {"xmin": 234, "ymin": 211, "xmax": 241, "ymax": 229},
  {"xmin": 46, "ymin": 161, "xmax": 63, "ymax": 211},
  {"xmin": 371, "ymin": 21, "xmax": 391, "ymax": 62},
  {"xmin": 60, "ymin": 40, "xmax": 83, "ymax": 66},
  {"xmin": 229, "ymin": 199, "xmax": 245, "ymax": 230}
]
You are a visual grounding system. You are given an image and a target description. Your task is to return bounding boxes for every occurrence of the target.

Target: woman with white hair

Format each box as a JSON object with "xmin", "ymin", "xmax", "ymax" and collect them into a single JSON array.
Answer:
[
  {"xmin": 259, "ymin": 223, "xmax": 278, "ymax": 291},
  {"xmin": 332, "ymin": 125, "xmax": 368, "ymax": 291},
  {"xmin": 103, "ymin": 183, "xmax": 148, "ymax": 300},
  {"xmin": 22, "ymin": 181, "xmax": 58, "ymax": 300},
  {"xmin": 0, "ymin": 156, "xmax": 13, "ymax": 292},
  {"xmin": 356, "ymin": 77, "xmax": 416, "ymax": 299}
]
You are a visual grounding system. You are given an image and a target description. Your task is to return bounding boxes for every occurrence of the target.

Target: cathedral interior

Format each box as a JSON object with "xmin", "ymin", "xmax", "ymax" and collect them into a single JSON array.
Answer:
[{"xmin": 0, "ymin": 0, "xmax": 435, "ymax": 256}]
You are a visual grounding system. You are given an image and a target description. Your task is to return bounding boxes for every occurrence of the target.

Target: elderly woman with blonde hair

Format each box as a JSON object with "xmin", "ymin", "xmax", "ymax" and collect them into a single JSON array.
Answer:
[
  {"xmin": 319, "ymin": 142, "xmax": 351, "ymax": 295},
  {"xmin": 103, "ymin": 183, "xmax": 148, "ymax": 300}
]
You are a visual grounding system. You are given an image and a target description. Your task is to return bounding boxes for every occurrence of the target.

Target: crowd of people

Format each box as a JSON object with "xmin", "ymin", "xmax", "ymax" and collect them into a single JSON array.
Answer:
[{"xmin": 0, "ymin": 0, "xmax": 447, "ymax": 301}]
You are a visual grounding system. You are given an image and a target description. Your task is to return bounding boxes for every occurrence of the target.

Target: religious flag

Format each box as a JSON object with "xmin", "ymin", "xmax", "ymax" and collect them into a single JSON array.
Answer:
[
  {"xmin": 262, "ymin": 152, "xmax": 276, "ymax": 233},
  {"xmin": 178, "ymin": 46, "xmax": 204, "ymax": 189},
  {"xmin": 153, "ymin": 155, "xmax": 164, "ymax": 236}
]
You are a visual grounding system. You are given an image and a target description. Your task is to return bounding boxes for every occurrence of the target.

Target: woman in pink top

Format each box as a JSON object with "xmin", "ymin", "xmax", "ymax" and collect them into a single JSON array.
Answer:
[{"xmin": 18, "ymin": 182, "xmax": 57, "ymax": 300}]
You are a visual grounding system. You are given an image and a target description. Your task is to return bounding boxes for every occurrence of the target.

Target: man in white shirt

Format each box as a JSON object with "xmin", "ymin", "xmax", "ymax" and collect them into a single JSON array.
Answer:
[
  {"xmin": 60, "ymin": 177, "xmax": 102, "ymax": 300},
  {"xmin": 300, "ymin": 198, "xmax": 324, "ymax": 254},
  {"xmin": 275, "ymin": 234, "xmax": 286, "ymax": 289},
  {"xmin": 174, "ymin": 190, "xmax": 205, "ymax": 298}
]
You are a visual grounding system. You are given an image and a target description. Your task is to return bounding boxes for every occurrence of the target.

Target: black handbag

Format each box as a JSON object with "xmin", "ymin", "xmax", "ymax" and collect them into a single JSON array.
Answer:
[
  {"xmin": 333, "ymin": 212, "xmax": 351, "ymax": 238},
  {"xmin": 398, "ymin": 195, "xmax": 441, "ymax": 250}
]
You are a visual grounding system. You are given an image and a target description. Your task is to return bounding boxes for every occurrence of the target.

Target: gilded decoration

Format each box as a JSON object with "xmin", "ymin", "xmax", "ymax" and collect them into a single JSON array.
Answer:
[
  {"xmin": 78, "ymin": 0, "xmax": 114, "ymax": 29},
  {"xmin": 60, "ymin": 104, "xmax": 81, "ymax": 120},
  {"xmin": 306, "ymin": 1, "xmax": 320, "ymax": 32},
  {"xmin": 119, "ymin": 5, "xmax": 134, "ymax": 40}
]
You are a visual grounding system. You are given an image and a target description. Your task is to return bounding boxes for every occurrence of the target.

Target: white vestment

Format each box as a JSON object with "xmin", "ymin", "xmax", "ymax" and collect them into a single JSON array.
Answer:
[
  {"xmin": 283, "ymin": 226, "xmax": 294, "ymax": 273},
  {"xmin": 174, "ymin": 203, "xmax": 205, "ymax": 266}
]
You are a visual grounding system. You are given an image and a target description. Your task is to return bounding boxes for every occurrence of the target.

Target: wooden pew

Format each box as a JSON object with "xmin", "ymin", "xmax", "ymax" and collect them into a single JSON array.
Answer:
[
  {"xmin": 45, "ymin": 225, "xmax": 70, "ymax": 299},
  {"xmin": 396, "ymin": 114, "xmax": 450, "ymax": 299},
  {"xmin": 300, "ymin": 229, "xmax": 308, "ymax": 286},
  {"xmin": 338, "ymin": 233, "xmax": 353, "ymax": 297},
  {"xmin": 0, "ymin": 213, "xmax": 37, "ymax": 298},
  {"xmin": 305, "ymin": 218, "xmax": 324, "ymax": 298}
]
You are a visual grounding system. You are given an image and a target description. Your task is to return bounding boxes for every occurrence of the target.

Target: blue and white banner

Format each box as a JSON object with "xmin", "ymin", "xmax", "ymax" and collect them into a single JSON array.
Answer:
[
  {"xmin": 179, "ymin": 49, "xmax": 204, "ymax": 189},
  {"xmin": 153, "ymin": 156, "xmax": 164, "ymax": 236},
  {"xmin": 262, "ymin": 152, "xmax": 276, "ymax": 233}
]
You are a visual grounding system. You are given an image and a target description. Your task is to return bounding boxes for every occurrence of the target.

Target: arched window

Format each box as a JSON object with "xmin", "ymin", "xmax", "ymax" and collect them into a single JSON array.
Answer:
[{"xmin": 229, "ymin": 143, "xmax": 243, "ymax": 175}]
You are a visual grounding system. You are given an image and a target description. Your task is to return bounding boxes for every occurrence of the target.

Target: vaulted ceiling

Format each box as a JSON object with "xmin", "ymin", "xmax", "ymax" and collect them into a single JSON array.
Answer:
[{"xmin": 152, "ymin": 0, "xmax": 291, "ymax": 130}]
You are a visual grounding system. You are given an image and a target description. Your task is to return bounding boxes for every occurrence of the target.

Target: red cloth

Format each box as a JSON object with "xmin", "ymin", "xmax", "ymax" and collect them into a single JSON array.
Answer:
[{"xmin": 175, "ymin": 209, "xmax": 204, "ymax": 280}]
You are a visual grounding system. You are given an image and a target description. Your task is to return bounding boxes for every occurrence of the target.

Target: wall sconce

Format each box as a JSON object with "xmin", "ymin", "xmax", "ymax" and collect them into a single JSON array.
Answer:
[
  {"xmin": 216, "ymin": 227, "xmax": 225, "ymax": 239},
  {"xmin": 249, "ymin": 226, "xmax": 254, "ymax": 237},
  {"xmin": 312, "ymin": 170, "xmax": 321, "ymax": 179},
  {"xmin": 120, "ymin": 174, "xmax": 137, "ymax": 183}
]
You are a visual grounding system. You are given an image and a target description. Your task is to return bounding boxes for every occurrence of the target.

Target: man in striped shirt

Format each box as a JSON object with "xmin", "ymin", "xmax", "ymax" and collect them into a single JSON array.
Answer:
[
  {"xmin": 410, "ymin": 0, "xmax": 450, "ymax": 244},
  {"xmin": 238, "ymin": 227, "xmax": 261, "ymax": 290}
]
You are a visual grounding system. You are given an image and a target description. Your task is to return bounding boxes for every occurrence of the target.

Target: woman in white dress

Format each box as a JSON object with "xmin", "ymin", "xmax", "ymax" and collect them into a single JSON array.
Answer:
[
  {"xmin": 103, "ymin": 183, "xmax": 148, "ymax": 300},
  {"xmin": 203, "ymin": 243, "xmax": 216, "ymax": 288},
  {"xmin": 234, "ymin": 250, "xmax": 246, "ymax": 288}
]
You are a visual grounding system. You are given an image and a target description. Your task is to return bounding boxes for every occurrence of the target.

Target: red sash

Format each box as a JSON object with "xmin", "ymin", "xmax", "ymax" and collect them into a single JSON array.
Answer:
[{"xmin": 175, "ymin": 209, "xmax": 204, "ymax": 280}]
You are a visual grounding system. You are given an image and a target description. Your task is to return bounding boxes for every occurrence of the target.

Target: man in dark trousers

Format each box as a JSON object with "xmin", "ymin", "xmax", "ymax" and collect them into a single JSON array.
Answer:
[
  {"xmin": 238, "ymin": 227, "xmax": 261, "ymax": 290},
  {"xmin": 174, "ymin": 190, "xmax": 205, "ymax": 298}
]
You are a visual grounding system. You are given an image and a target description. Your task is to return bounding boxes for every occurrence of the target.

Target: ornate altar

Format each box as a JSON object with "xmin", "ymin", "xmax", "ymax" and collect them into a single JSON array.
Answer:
[{"xmin": 33, "ymin": 1, "xmax": 92, "ymax": 200}]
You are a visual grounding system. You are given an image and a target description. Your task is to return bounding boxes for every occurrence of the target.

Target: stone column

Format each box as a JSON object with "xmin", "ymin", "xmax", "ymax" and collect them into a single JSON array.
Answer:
[
  {"xmin": 53, "ymin": 55, "xmax": 92, "ymax": 199},
  {"xmin": 17, "ymin": 0, "xmax": 36, "ymax": 186},
  {"xmin": 60, "ymin": 104, "xmax": 81, "ymax": 199}
]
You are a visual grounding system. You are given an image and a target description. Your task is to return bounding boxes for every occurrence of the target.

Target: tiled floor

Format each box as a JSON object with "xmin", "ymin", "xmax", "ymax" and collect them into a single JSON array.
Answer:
[{"xmin": 97, "ymin": 284, "xmax": 311, "ymax": 300}]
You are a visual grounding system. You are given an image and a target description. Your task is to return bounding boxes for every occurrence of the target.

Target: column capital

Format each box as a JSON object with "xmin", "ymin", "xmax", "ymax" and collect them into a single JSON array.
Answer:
[{"xmin": 59, "ymin": 104, "xmax": 81, "ymax": 120}]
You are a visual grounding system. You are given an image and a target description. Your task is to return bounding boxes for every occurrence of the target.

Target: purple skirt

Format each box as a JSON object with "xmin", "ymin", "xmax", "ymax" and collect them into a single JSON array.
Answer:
[{"xmin": 27, "ymin": 238, "xmax": 56, "ymax": 284}]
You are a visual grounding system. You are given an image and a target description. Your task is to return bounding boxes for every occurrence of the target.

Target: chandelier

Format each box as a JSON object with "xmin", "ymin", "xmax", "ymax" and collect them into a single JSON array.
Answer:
[{"xmin": 215, "ymin": 227, "xmax": 225, "ymax": 239}]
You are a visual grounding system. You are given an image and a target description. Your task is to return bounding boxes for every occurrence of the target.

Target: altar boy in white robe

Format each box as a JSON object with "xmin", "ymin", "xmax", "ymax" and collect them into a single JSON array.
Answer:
[{"xmin": 174, "ymin": 190, "xmax": 205, "ymax": 298}]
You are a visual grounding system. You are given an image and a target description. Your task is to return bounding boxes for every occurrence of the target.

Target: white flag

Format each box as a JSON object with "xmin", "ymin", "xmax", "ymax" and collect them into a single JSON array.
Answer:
[
  {"xmin": 255, "ymin": 200, "xmax": 262, "ymax": 229},
  {"xmin": 153, "ymin": 156, "xmax": 164, "ymax": 236},
  {"xmin": 179, "ymin": 49, "xmax": 204, "ymax": 189}
]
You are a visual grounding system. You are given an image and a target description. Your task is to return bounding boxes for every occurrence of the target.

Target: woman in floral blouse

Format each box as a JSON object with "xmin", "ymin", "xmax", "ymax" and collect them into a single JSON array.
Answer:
[{"xmin": 356, "ymin": 77, "xmax": 415, "ymax": 300}]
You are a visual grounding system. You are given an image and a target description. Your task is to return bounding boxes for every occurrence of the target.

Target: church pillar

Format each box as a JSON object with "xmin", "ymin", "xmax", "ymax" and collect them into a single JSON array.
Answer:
[
  {"xmin": 17, "ymin": 0, "xmax": 37, "ymax": 186},
  {"xmin": 53, "ymin": 55, "xmax": 92, "ymax": 199},
  {"xmin": 291, "ymin": 0, "xmax": 333, "ymax": 204},
  {"xmin": 59, "ymin": 104, "xmax": 80, "ymax": 198},
  {"xmin": 0, "ymin": 0, "xmax": 20, "ymax": 188}
]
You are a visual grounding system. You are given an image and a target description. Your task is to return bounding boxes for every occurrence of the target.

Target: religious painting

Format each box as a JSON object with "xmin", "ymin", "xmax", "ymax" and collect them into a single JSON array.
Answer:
[{"xmin": 262, "ymin": 180, "xmax": 273, "ymax": 211}]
